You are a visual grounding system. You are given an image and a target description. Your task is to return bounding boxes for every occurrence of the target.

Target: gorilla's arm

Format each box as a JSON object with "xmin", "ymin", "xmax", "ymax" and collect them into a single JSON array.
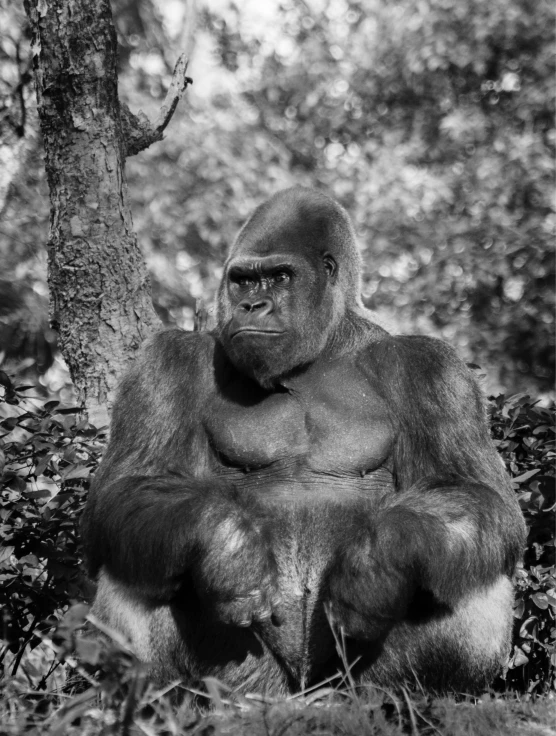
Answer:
[
  {"xmin": 377, "ymin": 334, "xmax": 526, "ymax": 592},
  {"xmin": 81, "ymin": 330, "xmax": 279, "ymax": 621},
  {"xmin": 328, "ymin": 335, "xmax": 526, "ymax": 638}
]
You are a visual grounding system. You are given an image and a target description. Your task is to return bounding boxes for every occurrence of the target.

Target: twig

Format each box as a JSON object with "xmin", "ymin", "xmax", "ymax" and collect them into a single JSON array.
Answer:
[
  {"xmin": 10, "ymin": 615, "xmax": 39, "ymax": 677},
  {"xmin": 121, "ymin": 54, "xmax": 192, "ymax": 157},
  {"xmin": 153, "ymin": 54, "xmax": 192, "ymax": 134}
]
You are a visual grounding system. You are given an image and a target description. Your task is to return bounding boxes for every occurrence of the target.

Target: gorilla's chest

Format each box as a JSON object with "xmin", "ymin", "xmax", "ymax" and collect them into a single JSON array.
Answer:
[{"xmin": 205, "ymin": 359, "xmax": 392, "ymax": 477}]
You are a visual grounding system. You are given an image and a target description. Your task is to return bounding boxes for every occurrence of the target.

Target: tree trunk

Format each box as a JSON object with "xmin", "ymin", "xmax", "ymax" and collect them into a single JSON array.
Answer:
[{"xmin": 23, "ymin": 0, "xmax": 182, "ymax": 427}]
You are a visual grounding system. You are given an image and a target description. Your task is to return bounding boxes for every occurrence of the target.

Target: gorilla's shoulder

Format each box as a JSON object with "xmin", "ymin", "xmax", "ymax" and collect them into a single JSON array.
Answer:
[
  {"xmin": 375, "ymin": 334, "xmax": 462, "ymax": 364},
  {"xmin": 361, "ymin": 332, "xmax": 475, "ymax": 387},
  {"xmin": 126, "ymin": 329, "xmax": 218, "ymax": 387},
  {"xmin": 366, "ymin": 333, "xmax": 481, "ymax": 407},
  {"xmin": 145, "ymin": 328, "xmax": 217, "ymax": 361}
]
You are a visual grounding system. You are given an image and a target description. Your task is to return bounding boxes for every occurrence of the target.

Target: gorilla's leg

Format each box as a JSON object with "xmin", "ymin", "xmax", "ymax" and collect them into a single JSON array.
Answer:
[
  {"xmin": 356, "ymin": 574, "xmax": 514, "ymax": 692},
  {"xmin": 92, "ymin": 570, "xmax": 291, "ymax": 694}
]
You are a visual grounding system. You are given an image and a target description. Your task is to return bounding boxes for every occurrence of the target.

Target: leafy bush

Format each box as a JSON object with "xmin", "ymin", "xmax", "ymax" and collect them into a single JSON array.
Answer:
[
  {"xmin": 489, "ymin": 394, "xmax": 555, "ymax": 694},
  {"xmin": 0, "ymin": 372, "xmax": 554, "ymax": 692},
  {"xmin": 0, "ymin": 371, "xmax": 103, "ymax": 677}
]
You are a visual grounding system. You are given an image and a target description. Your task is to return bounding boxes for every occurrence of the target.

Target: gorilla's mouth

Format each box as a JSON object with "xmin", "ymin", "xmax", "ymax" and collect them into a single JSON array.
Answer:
[{"xmin": 231, "ymin": 328, "xmax": 285, "ymax": 338}]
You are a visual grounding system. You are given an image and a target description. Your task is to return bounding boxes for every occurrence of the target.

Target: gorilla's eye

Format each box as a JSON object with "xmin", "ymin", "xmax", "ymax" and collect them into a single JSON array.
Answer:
[
  {"xmin": 273, "ymin": 271, "xmax": 291, "ymax": 285},
  {"xmin": 233, "ymin": 275, "xmax": 256, "ymax": 288}
]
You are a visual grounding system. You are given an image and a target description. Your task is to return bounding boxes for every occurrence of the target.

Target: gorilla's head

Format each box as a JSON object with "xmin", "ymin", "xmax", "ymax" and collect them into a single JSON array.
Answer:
[{"xmin": 217, "ymin": 187, "xmax": 364, "ymax": 389}]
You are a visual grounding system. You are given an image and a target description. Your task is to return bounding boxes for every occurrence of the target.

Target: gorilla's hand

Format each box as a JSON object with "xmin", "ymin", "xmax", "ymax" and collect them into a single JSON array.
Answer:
[
  {"xmin": 326, "ymin": 520, "xmax": 417, "ymax": 640},
  {"xmin": 192, "ymin": 512, "xmax": 282, "ymax": 627}
]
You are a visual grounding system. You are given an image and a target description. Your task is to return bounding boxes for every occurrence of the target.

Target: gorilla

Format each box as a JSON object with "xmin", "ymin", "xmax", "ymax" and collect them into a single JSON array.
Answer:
[{"xmin": 81, "ymin": 187, "xmax": 525, "ymax": 694}]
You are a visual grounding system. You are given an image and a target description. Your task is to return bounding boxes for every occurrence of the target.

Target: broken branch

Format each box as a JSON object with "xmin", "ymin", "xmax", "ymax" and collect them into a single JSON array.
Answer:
[{"xmin": 121, "ymin": 54, "xmax": 192, "ymax": 157}]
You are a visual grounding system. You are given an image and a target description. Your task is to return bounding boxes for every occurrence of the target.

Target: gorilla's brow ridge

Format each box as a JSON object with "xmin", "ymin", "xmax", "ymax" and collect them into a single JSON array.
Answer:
[{"xmin": 227, "ymin": 254, "xmax": 305, "ymax": 273}]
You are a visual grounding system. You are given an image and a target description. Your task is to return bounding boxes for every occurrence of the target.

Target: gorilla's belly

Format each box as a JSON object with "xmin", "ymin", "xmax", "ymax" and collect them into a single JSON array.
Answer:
[
  {"xmin": 218, "ymin": 462, "xmax": 394, "ymax": 501},
  {"xmin": 237, "ymin": 468, "xmax": 394, "ymax": 686}
]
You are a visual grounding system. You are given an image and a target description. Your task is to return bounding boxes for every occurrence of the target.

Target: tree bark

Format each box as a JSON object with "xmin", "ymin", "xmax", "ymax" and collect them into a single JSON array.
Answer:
[{"xmin": 23, "ymin": 0, "xmax": 189, "ymax": 426}]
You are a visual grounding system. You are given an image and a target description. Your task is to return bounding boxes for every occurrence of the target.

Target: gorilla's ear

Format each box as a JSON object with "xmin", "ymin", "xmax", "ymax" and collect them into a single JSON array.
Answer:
[{"xmin": 323, "ymin": 253, "xmax": 338, "ymax": 281}]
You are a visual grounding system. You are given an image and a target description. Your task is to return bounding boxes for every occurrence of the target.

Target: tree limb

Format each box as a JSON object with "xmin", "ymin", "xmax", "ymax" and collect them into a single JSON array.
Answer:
[{"xmin": 121, "ymin": 55, "xmax": 193, "ymax": 157}]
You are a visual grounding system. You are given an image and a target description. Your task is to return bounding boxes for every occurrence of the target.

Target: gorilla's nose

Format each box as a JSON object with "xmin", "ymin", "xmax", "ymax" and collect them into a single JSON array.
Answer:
[{"xmin": 238, "ymin": 298, "xmax": 273, "ymax": 316}]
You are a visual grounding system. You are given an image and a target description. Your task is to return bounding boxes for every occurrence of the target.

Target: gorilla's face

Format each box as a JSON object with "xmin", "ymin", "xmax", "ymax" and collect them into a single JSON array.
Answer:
[
  {"xmin": 216, "ymin": 186, "xmax": 360, "ymax": 389},
  {"xmin": 218, "ymin": 249, "xmax": 338, "ymax": 389}
]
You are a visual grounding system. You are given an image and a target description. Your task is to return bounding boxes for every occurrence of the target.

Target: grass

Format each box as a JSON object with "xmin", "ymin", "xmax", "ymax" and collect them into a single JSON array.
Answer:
[
  {"xmin": 1, "ymin": 677, "xmax": 554, "ymax": 736},
  {"xmin": 1, "ymin": 642, "xmax": 554, "ymax": 736}
]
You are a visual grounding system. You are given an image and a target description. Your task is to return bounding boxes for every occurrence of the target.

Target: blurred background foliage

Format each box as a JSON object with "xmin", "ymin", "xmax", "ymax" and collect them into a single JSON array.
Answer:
[{"xmin": 0, "ymin": 0, "xmax": 554, "ymax": 397}]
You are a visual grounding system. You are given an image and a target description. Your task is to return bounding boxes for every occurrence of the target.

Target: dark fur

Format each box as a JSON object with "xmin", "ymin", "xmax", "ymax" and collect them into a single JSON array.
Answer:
[{"xmin": 82, "ymin": 187, "xmax": 525, "ymax": 694}]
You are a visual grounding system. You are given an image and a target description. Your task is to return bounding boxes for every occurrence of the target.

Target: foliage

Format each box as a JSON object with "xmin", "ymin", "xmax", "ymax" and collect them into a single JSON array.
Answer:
[
  {"xmin": 0, "ymin": 371, "xmax": 103, "ymax": 677},
  {"xmin": 2, "ymin": 658, "xmax": 554, "ymax": 736},
  {"xmin": 195, "ymin": 0, "xmax": 555, "ymax": 393},
  {"xmin": 490, "ymin": 393, "xmax": 556, "ymax": 694},
  {"xmin": 0, "ymin": 371, "xmax": 554, "ymax": 697},
  {"xmin": 1, "ymin": 0, "xmax": 554, "ymax": 396}
]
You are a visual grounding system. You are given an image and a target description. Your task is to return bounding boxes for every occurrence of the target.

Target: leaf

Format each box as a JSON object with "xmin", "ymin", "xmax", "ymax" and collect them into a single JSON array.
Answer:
[
  {"xmin": 532, "ymin": 593, "xmax": 549, "ymax": 610},
  {"xmin": 1, "ymin": 417, "xmax": 19, "ymax": 430},
  {"xmin": 61, "ymin": 465, "xmax": 91, "ymax": 480},
  {"xmin": 513, "ymin": 599, "xmax": 525, "ymax": 618},
  {"xmin": 510, "ymin": 393, "xmax": 533, "ymax": 406},
  {"xmin": 75, "ymin": 638, "xmax": 102, "ymax": 666},
  {"xmin": 19, "ymin": 554, "xmax": 40, "ymax": 566},
  {"xmin": 23, "ymin": 489, "xmax": 52, "ymax": 499},
  {"xmin": 0, "ymin": 545, "xmax": 15, "ymax": 565},
  {"xmin": 49, "ymin": 492, "xmax": 74, "ymax": 505},
  {"xmin": 0, "ymin": 371, "xmax": 14, "ymax": 390},
  {"xmin": 511, "ymin": 468, "xmax": 541, "ymax": 484},
  {"xmin": 34, "ymin": 454, "xmax": 51, "ymax": 477},
  {"xmin": 510, "ymin": 647, "xmax": 529, "ymax": 668},
  {"xmin": 61, "ymin": 603, "xmax": 90, "ymax": 630},
  {"xmin": 8, "ymin": 476, "xmax": 27, "ymax": 493}
]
